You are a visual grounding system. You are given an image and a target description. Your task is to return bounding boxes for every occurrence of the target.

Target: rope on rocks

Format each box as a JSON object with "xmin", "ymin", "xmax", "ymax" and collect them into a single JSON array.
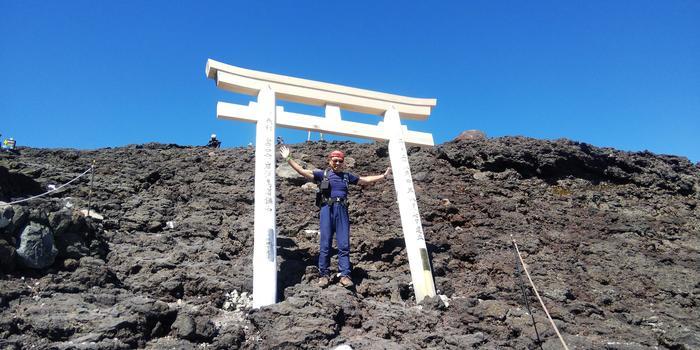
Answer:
[
  {"xmin": 1, "ymin": 166, "xmax": 93, "ymax": 206},
  {"xmin": 512, "ymin": 240, "xmax": 543, "ymax": 348},
  {"xmin": 511, "ymin": 235, "xmax": 570, "ymax": 350}
]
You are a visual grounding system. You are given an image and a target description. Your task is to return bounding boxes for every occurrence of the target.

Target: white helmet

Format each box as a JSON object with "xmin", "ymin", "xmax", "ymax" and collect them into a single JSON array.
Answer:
[{"xmin": 211, "ymin": 134, "xmax": 217, "ymax": 139}]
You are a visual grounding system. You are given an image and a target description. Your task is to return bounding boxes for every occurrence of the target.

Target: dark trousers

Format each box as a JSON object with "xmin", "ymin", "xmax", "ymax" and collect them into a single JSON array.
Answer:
[{"xmin": 319, "ymin": 202, "xmax": 351, "ymax": 277}]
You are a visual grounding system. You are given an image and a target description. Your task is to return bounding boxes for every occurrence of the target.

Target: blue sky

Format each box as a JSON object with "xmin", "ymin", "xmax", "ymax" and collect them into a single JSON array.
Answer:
[{"xmin": 1, "ymin": 1, "xmax": 698, "ymax": 162}]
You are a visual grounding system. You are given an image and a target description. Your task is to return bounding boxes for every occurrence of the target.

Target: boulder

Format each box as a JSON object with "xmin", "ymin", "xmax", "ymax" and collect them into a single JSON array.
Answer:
[
  {"xmin": 171, "ymin": 313, "xmax": 217, "ymax": 342},
  {"xmin": 453, "ymin": 130, "xmax": 486, "ymax": 141},
  {"xmin": 301, "ymin": 182, "xmax": 318, "ymax": 193},
  {"xmin": 15, "ymin": 222, "xmax": 57, "ymax": 269},
  {"xmin": 0, "ymin": 205, "xmax": 14, "ymax": 230},
  {"xmin": 0, "ymin": 239, "xmax": 16, "ymax": 272},
  {"xmin": 277, "ymin": 161, "xmax": 307, "ymax": 179}
]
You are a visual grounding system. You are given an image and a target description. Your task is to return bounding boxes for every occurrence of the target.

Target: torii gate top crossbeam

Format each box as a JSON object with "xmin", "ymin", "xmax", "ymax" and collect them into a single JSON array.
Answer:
[{"xmin": 206, "ymin": 59, "xmax": 436, "ymax": 120}]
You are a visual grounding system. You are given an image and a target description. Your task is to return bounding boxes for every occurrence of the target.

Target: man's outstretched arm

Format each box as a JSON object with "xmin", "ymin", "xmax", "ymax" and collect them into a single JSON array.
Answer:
[
  {"xmin": 280, "ymin": 145, "xmax": 315, "ymax": 180},
  {"xmin": 358, "ymin": 167, "xmax": 391, "ymax": 186}
]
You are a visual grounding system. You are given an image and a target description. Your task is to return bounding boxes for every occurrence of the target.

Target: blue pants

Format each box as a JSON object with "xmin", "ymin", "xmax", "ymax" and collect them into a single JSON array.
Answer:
[{"xmin": 319, "ymin": 203, "xmax": 351, "ymax": 277}]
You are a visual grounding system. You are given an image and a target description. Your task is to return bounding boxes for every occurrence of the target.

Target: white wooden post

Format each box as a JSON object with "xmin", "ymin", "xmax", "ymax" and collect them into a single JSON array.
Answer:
[
  {"xmin": 252, "ymin": 85, "xmax": 278, "ymax": 308},
  {"xmin": 384, "ymin": 107, "xmax": 437, "ymax": 303}
]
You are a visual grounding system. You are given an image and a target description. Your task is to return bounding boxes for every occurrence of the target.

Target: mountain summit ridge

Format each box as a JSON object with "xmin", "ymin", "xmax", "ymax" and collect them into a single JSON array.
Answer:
[{"xmin": 1, "ymin": 136, "xmax": 698, "ymax": 349}]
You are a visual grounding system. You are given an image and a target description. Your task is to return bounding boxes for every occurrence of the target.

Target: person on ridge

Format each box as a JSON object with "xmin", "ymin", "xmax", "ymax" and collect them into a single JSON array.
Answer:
[
  {"xmin": 207, "ymin": 134, "xmax": 221, "ymax": 148},
  {"xmin": 280, "ymin": 145, "xmax": 391, "ymax": 288},
  {"xmin": 2, "ymin": 137, "xmax": 16, "ymax": 151}
]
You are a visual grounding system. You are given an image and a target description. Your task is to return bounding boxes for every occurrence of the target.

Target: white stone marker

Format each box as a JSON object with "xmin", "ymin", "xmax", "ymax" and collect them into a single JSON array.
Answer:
[{"xmin": 206, "ymin": 59, "xmax": 438, "ymax": 307}]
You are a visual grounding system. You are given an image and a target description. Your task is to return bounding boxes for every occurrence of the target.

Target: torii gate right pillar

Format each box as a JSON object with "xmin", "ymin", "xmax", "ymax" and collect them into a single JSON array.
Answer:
[{"xmin": 384, "ymin": 107, "xmax": 437, "ymax": 303}]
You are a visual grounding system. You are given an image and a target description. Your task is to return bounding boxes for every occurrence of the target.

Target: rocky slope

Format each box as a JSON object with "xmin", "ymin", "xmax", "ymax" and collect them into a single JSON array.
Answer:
[{"xmin": 0, "ymin": 137, "xmax": 698, "ymax": 349}]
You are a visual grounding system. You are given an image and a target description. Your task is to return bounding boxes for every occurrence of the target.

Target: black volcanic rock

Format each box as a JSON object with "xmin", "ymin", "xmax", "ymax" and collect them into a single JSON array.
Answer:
[{"xmin": 0, "ymin": 137, "xmax": 698, "ymax": 349}]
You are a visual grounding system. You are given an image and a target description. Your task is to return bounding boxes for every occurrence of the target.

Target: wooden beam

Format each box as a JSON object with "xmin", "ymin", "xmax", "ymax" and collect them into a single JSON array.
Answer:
[
  {"xmin": 217, "ymin": 101, "xmax": 434, "ymax": 146},
  {"xmin": 206, "ymin": 59, "xmax": 436, "ymax": 120}
]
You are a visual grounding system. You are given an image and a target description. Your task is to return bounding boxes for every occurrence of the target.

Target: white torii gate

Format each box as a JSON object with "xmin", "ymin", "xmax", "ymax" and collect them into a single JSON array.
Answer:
[{"xmin": 206, "ymin": 59, "xmax": 437, "ymax": 308}]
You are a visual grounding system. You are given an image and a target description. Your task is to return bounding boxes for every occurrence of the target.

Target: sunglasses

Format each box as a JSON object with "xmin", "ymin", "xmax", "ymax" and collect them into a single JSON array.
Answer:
[{"xmin": 331, "ymin": 158, "xmax": 344, "ymax": 163}]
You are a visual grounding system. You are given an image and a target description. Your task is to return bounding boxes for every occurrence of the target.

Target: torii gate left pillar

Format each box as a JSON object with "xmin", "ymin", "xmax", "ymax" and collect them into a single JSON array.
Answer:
[{"xmin": 251, "ymin": 86, "xmax": 278, "ymax": 308}]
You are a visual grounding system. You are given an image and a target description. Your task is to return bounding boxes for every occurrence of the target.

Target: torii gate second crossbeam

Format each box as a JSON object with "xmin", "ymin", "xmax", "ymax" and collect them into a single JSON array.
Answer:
[{"xmin": 206, "ymin": 59, "xmax": 438, "ymax": 308}]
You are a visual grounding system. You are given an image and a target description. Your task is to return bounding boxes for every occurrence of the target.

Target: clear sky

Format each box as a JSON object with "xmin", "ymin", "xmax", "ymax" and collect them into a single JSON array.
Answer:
[{"xmin": 1, "ymin": 1, "xmax": 698, "ymax": 162}]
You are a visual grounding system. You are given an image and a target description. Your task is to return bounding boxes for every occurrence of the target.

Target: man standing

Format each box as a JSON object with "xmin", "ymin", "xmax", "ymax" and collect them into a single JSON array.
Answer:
[{"xmin": 279, "ymin": 145, "xmax": 391, "ymax": 288}]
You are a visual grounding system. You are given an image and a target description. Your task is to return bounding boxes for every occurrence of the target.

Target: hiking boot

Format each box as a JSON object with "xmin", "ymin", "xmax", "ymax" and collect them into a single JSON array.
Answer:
[
  {"xmin": 339, "ymin": 276, "xmax": 354, "ymax": 288},
  {"xmin": 318, "ymin": 276, "xmax": 330, "ymax": 288}
]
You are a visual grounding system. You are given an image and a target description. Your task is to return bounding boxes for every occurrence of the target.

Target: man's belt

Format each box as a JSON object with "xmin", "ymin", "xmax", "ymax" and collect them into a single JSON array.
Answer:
[{"xmin": 323, "ymin": 197, "xmax": 349, "ymax": 206}]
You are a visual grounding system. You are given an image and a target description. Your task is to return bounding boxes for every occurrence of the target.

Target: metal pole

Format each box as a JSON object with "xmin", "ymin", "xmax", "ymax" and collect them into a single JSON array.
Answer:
[{"xmin": 86, "ymin": 160, "xmax": 96, "ymax": 218}]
